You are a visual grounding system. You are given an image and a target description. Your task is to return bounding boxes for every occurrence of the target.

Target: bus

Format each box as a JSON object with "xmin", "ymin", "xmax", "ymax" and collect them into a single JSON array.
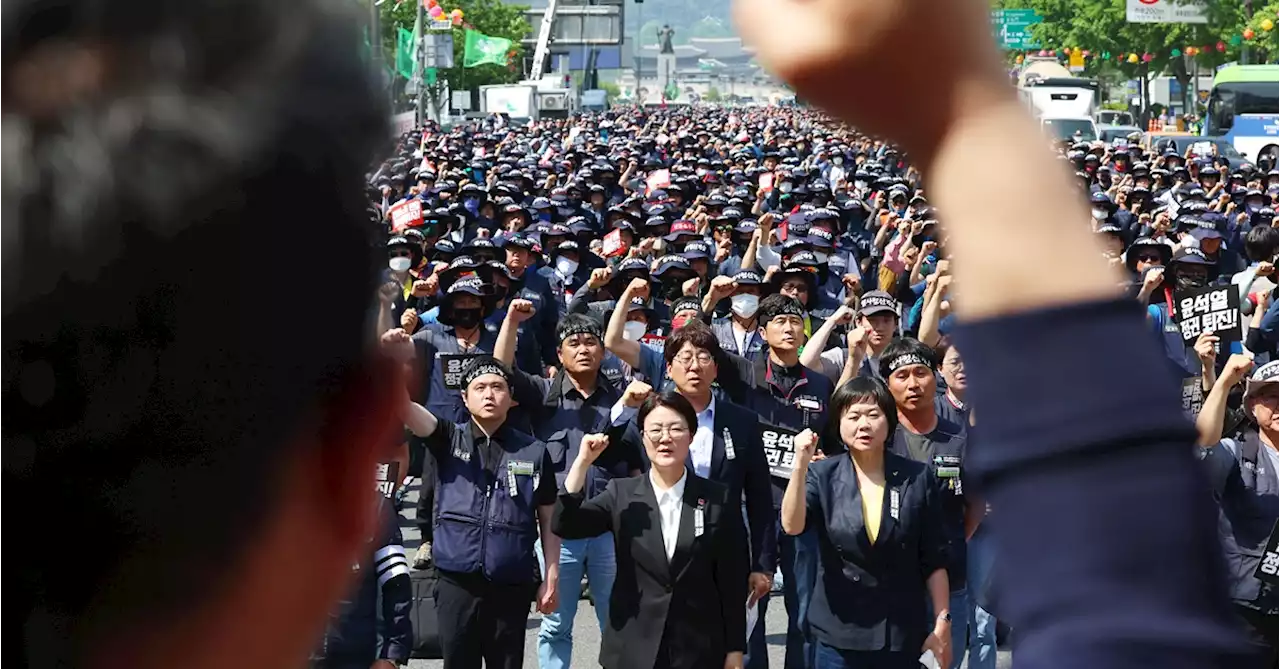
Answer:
[{"xmin": 1204, "ymin": 64, "xmax": 1279, "ymax": 165}]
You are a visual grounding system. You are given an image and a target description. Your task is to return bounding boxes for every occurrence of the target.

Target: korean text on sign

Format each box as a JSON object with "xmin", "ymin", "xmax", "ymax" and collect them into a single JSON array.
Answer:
[
  {"xmin": 440, "ymin": 353, "xmax": 478, "ymax": 390},
  {"xmin": 1173, "ymin": 285, "xmax": 1241, "ymax": 345},
  {"xmin": 761, "ymin": 425, "xmax": 799, "ymax": 480}
]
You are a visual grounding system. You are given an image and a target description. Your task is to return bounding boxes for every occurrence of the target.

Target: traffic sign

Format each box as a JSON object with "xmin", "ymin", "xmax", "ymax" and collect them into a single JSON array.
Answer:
[{"xmin": 991, "ymin": 8, "xmax": 1043, "ymax": 50}]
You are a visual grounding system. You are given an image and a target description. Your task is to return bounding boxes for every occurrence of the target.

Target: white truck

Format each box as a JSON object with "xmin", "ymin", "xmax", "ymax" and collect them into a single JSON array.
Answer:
[
  {"xmin": 480, "ymin": 81, "xmax": 576, "ymax": 121},
  {"xmin": 1017, "ymin": 58, "xmax": 1099, "ymax": 119}
]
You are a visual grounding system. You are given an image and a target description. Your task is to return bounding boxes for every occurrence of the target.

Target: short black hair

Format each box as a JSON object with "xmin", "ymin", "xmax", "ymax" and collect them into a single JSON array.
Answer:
[
  {"xmin": 824, "ymin": 376, "xmax": 900, "ymax": 452},
  {"xmin": 879, "ymin": 337, "xmax": 937, "ymax": 379},
  {"xmin": 556, "ymin": 313, "xmax": 603, "ymax": 345},
  {"xmin": 637, "ymin": 389, "xmax": 699, "ymax": 434},
  {"xmin": 5, "ymin": 0, "xmax": 386, "ymax": 659},
  {"xmin": 1245, "ymin": 225, "xmax": 1278, "ymax": 263}
]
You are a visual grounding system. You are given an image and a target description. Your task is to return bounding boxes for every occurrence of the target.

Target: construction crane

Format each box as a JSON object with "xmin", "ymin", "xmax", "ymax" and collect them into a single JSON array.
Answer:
[{"xmin": 528, "ymin": 0, "xmax": 559, "ymax": 82}]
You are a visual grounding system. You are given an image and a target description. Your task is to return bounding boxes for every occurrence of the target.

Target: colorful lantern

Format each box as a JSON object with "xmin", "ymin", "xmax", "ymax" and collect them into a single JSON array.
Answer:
[
  {"xmin": 1127, "ymin": 53, "xmax": 1139, "ymax": 63},
  {"xmin": 1171, "ymin": 48, "xmax": 1181, "ymax": 57},
  {"xmin": 1262, "ymin": 19, "xmax": 1275, "ymax": 32},
  {"xmin": 1216, "ymin": 41, "xmax": 1227, "ymax": 52},
  {"xmin": 1243, "ymin": 28, "xmax": 1256, "ymax": 40},
  {"xmin": 1082, "ymin": 50, "xmax": 1090, "ymax": 57},
  {"xmin": 1101, "ymin": 51, "xmax": 1111, "ymax": 60},
  {"xmin": 428, "ymin": 5, "xmax": 443, "ymax": 18}
]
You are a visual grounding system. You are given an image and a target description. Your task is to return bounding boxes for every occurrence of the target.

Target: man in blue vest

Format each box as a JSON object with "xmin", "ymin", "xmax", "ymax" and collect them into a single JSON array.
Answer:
[
  {"xmin": 504, "ymin": 232, "xmax": 562, "ymax": 371},
  {"xmin": 403, "ymin": 356, "xmax": 560, "ymax": 669},
  {"xmin": 493, "ymin": 305, "xmax": 645, "ymax": 669}
]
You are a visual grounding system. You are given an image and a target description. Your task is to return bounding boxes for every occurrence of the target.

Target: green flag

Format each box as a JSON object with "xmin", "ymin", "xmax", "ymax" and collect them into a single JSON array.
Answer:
[
  {"xmin": 463, "ymin": 29, "xmax": 512, "ymax": 68},
  {"xmin": 396, "ymin": 27, "xmax": 415, "ymax": 79}
]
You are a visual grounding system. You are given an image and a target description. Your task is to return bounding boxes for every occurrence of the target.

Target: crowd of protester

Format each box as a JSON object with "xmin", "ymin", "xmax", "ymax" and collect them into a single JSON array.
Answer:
[{"xmin": 361, "ymin": 103, "xmax": 1278, "ymax": 669}]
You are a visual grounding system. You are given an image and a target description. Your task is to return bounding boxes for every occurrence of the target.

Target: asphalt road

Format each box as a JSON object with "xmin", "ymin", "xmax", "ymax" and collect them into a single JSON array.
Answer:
[{"xmin": 395, "ymin": 482, "xmax": 1012, "ymax": 669}]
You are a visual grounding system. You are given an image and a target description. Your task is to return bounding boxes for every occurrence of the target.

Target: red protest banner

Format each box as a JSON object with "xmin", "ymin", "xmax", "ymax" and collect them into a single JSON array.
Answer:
[
  {"xmin": 389, "ymin": 199, "xmax": 424, "ymax": 232},
  {"xmin": 602, "ymin": 229, "xmax": 626, "ymax": 257},
  {"xmin": 646, "ymin": 169, "xmax": 671, "ymax": 196}
]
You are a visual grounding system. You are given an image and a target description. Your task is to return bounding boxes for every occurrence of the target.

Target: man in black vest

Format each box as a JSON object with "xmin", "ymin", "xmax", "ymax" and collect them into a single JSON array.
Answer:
[{"xmin": 403, "ymin": 356, "xmax": 561, "ymax": 669}]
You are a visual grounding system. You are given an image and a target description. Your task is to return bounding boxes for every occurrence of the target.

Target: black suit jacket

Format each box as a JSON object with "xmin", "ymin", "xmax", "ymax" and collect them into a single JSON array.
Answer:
[
  {"xmin": 553, "ymin": 474, "xmax": 749, "ymax": 669},
  {"xmin": 619, "ymin": 397, "xmax": 778, "ymax": 575},
  {"xmin": 801, "ymin": 451, "xmax": 950, "ymax": 653}
]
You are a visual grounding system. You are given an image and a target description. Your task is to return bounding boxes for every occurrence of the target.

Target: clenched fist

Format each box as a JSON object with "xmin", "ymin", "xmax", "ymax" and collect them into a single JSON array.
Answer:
[
  {"xmin": 577, "ymin": 433, "xmax": 610, "ymax": 465},
  {"xmin": 1221, "ymin": 354, "xmax": 1254, "ymax": 386},
  {"xmin": 793, "ymin": 429, "xmax": 820, "ymax": 466},
  {"xmin": 735, "ymin": 0, "xmax": 1007, "ymax": 152},
  {"xmin": 587, "ymin": 267, "xmax": 614, "ymax": 290},
  {"xmin": 708, "ymin": 275, "xmax": 737, "ymax": 299},
  {"xmin": 624, "ymin": 277, "xmax": 651, "ymax": 301},
  {"xmin": 507, "ymin": 298, "xmax": 536, "ymax": 323},
  {"xmin": 623, "ymin": 380, "xmax": 654, "ymax": 408}
]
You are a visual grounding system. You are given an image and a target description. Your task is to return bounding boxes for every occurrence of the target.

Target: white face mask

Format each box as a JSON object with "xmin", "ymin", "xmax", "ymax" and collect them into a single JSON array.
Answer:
[
  {"xmin": 833, "ymin": 157, "xmax": 844, "ymax": 166},
  {"xmin": 555, "ymin": 257, "xmax": 579, "ymax": 276},
  {"xmin": 730, "ymin": 294, "xmax": 760, "ymax": 318},
  {"xmin": 389, "ymin": 256, "xmax": 412, "ymax": 272},
  {"xmin": 1092, "ymin": 209, "xmax": 1109, "ymax": 220},
  {"xmin": 623, "ymin": 320, "xmax": 647, "ymax": 341},
  {"xmin": 779, "ymin": 182, "xmax": 793, "ymax": 194},
  {"xmin": 854, "ymin": 180, "xmax": 868, "ymax": 189}
]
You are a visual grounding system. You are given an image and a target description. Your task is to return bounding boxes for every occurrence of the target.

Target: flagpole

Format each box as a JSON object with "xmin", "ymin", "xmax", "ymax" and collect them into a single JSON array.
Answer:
[{"xmin": 415, "ymin": 0, "xmax": 426, "ymax": 126}]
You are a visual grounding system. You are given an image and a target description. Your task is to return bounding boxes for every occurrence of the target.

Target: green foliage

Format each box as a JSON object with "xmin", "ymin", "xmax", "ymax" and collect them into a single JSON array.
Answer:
[
  {"xmin": 599, "ymin": 81, "xmax": 622, "ymax": 102},
  {"xmin": 1101, "ymin": 100, "xmax": 1130, "ymax": 111},
  {"xmin": 632, "ymin": 0, "xmax": 733, "ymax": 44},
  {"xmin": 704, "ymin": 86, "xmax": 723, "ymax": 102}
]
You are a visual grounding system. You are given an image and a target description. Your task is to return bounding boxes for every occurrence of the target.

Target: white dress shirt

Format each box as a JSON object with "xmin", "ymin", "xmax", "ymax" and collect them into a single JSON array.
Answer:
[
  {"xmin": 650, "ymin": 469, "xmax": 688, "ymax": 561},
  {"xmin": 691, "ymin": 396, "xmax": 716, "ymax": 479}
]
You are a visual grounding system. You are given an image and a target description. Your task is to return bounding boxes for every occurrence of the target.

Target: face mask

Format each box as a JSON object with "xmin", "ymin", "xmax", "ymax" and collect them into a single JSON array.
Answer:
[
  {"xmin": 1092, "ymin": 209, "xmax": 1109, "ymax": 220},
  {"xmin": 449, "ymin": 307, "xmax": 483, "ymax": 330},
  {"xmin": 389, "ymin": 256, "xmax": 412, "ymax": 272},
  {"xmin": 623, "ymin": 321, "xmax": 647, "ymax": 341},
  {"xmin": 696, "ymin": 168, "xmax": 708, "ymax": 176},
  {"xmin": 1175, "ymin": 272, "xmax": 1207, "ymax": 292},
  {"xmin": 555, "ymin": 257, "xmax": 579, "ymax": 276},
  {"xmin": 730, "ymin": 294, "xmax": 760, "ymax": 318},
  {"xmin": 671, "ymin": 315, "xmax": 694, "ymax": 330},
  {"xmin": 779, "ymin": 182, "xmax": 793, "ymax": 194},
  {"xmin": 833, "ymin": 157, "xmax": 844, "ymax": 166},
  {"xmin": 854, "ymin": 180, "xmax": 868, "ymax": 190}
]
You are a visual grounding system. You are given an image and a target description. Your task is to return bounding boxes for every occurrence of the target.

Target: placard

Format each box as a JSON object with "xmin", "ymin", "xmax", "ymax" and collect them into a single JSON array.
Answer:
[
  {"xmin": 758, "ymin": 172, "xmax": 775, "ymax": 193},
  {"xmin": 761, "ymin": 423, "xmax": 800, "ymax": 480},
  {"xmin": 646, "ymin": 169, "xmax": 671, "ymax": 196},
  {"xmin": 390, "ymin": 198, "xmax": 424, "ymax": 232},
  {"xmin": 602, "ymin": 228, "xmax": 626, "ymax": 257},
  {"xmin": 375, "ymin": 461, "xmax": 401, "ymax": 499},
  {"xmin": 1173, "ymin": 285, "xmax": 1240, "ymax": 345},
  {"xmin": 1181, "ymin": 376, "xmax": 1205, "ymax": 417},
  {"xmin": 1256, "ymin": 523, "xmax": 1278, "ymax": 586},
  {"xmin": 440, "ymin": 353, "xmax": 479, "ymax": 390}
]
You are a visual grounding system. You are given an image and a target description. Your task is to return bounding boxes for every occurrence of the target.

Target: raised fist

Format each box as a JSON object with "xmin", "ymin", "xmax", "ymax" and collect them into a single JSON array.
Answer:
[
  {"xmin": 507, "ymin": 298, "xmax": 536, "ymax": 323},
  {"xmin": 623, "ymin": 380, "xmax": 654, "ymax": 408},
  {"xmin": 578, "ymin": 433, "xmax": 610, "ymax": 464}
]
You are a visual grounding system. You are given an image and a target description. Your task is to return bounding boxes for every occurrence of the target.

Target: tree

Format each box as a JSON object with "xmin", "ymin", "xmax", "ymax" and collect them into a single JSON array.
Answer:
[
  {"xmin": 600, "ymin": 81, "xmax": 622, "ymax": 103},
  {"xmin": 380, "ymin": 0, "xmax": 532, "ymax": 119},
  {"xmin": 993, "ymin": 0, "xmax": 1267, "ymax": 112},
  {"xmin": 704, "ymin": 86, "xmax": 723, "ymax": 102}
]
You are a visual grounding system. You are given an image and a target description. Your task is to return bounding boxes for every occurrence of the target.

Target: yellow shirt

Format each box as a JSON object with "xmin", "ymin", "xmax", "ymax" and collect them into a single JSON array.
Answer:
[{"xmin": 860, "ymin": 477, "xmax": 886, "ymax": 544}]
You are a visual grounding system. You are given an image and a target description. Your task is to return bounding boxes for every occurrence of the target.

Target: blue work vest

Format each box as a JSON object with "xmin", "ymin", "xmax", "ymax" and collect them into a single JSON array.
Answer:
[
  {"xmin": 412, "ymin": 324, "xmax": 500, "ymax": 425},
  {"xmin": 1204, "ymin": 432, "xmax": 1279, "ymax": 611},
  {"xmin": 433, "ymin": 423, "xmax": 548, "ymax": 584}
]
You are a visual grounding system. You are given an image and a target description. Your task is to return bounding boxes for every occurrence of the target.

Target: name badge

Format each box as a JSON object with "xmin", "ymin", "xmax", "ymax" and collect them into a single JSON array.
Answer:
[
  {"xmin": 694, "ymin": 498, "xmax": 706, "ymax": 537},
  {"xmin": 507, "ymin": 464, "xmax": 519, "ymax": 499},
  {"xmin": 933, "ymin": 454, "xmax": 962, "ymax": 479},
  {"xmin": 509, "ymin": 460, "xmax": 535, "ymax": 476},
  {"xmin": 1164, "ymin": 320, "xmax": 1181, "ymax": 334},
  {"xmin": 723, "ymin": 428, "xmax": 736, "ymax": 460},
  {"xmin": 795, "ymin": 397, "xmax": 822, "ymax": 411},
  {"xmin": 889, "ymin": 488, "xmax": 901, "ymax": 520}
]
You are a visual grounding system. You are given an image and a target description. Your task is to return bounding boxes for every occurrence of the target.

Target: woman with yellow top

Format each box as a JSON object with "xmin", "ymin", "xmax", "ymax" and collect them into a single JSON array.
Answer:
[{"xmin": 782, "ymin": 377, "xmax": 952, "ymax": 669}]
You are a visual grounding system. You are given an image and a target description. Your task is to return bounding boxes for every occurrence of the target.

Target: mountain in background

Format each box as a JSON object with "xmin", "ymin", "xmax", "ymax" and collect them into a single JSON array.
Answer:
[{"xmin": 629, "ymin": 0, "xmax": 735, "ymax": 46}]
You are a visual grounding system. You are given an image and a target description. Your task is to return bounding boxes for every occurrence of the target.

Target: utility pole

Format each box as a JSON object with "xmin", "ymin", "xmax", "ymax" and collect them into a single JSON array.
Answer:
[{"xmin": 371, "ymin": 0, "xmax": 387, "ymax": 109}]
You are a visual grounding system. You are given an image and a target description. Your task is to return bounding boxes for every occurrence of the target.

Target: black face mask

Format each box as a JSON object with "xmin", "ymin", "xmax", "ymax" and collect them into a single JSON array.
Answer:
[
  {"xmin": 1175, "ymin": 272, "xmax": 1208, "ymax": 292},
  {"xmin": 449, "ymin": 307, "xmax": 483, "ymax": 330},
  {"xmin": 660, "ymin": 280, "xmax": 686, "ymax": 300}
]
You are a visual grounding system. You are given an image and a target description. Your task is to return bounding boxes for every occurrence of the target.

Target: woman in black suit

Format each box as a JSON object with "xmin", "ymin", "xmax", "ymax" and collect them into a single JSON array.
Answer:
[
  {"xmin": 782, "ymin": 377, "xmax": 952, "ymax": 669},
  {"xmin": 553, "ymin": 390, "xmax": 748, "ymax": 669}
]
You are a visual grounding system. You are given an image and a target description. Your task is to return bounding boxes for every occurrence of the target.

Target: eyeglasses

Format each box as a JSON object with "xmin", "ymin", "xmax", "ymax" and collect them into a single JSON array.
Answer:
[
  {"xmin": 644, "ymin": 425, "xmax": 690, "ymax": 441},
  {"xmin": 943, "ymin": 359, "xmax": 965, "ymax": 371},
  {"xmin": 673, "ymin": 351, "xmax": 715, "ymax": 368},
  {"xmin": 1135, "ymin": 254, "xmax": 1163, "ymax": 263}
]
